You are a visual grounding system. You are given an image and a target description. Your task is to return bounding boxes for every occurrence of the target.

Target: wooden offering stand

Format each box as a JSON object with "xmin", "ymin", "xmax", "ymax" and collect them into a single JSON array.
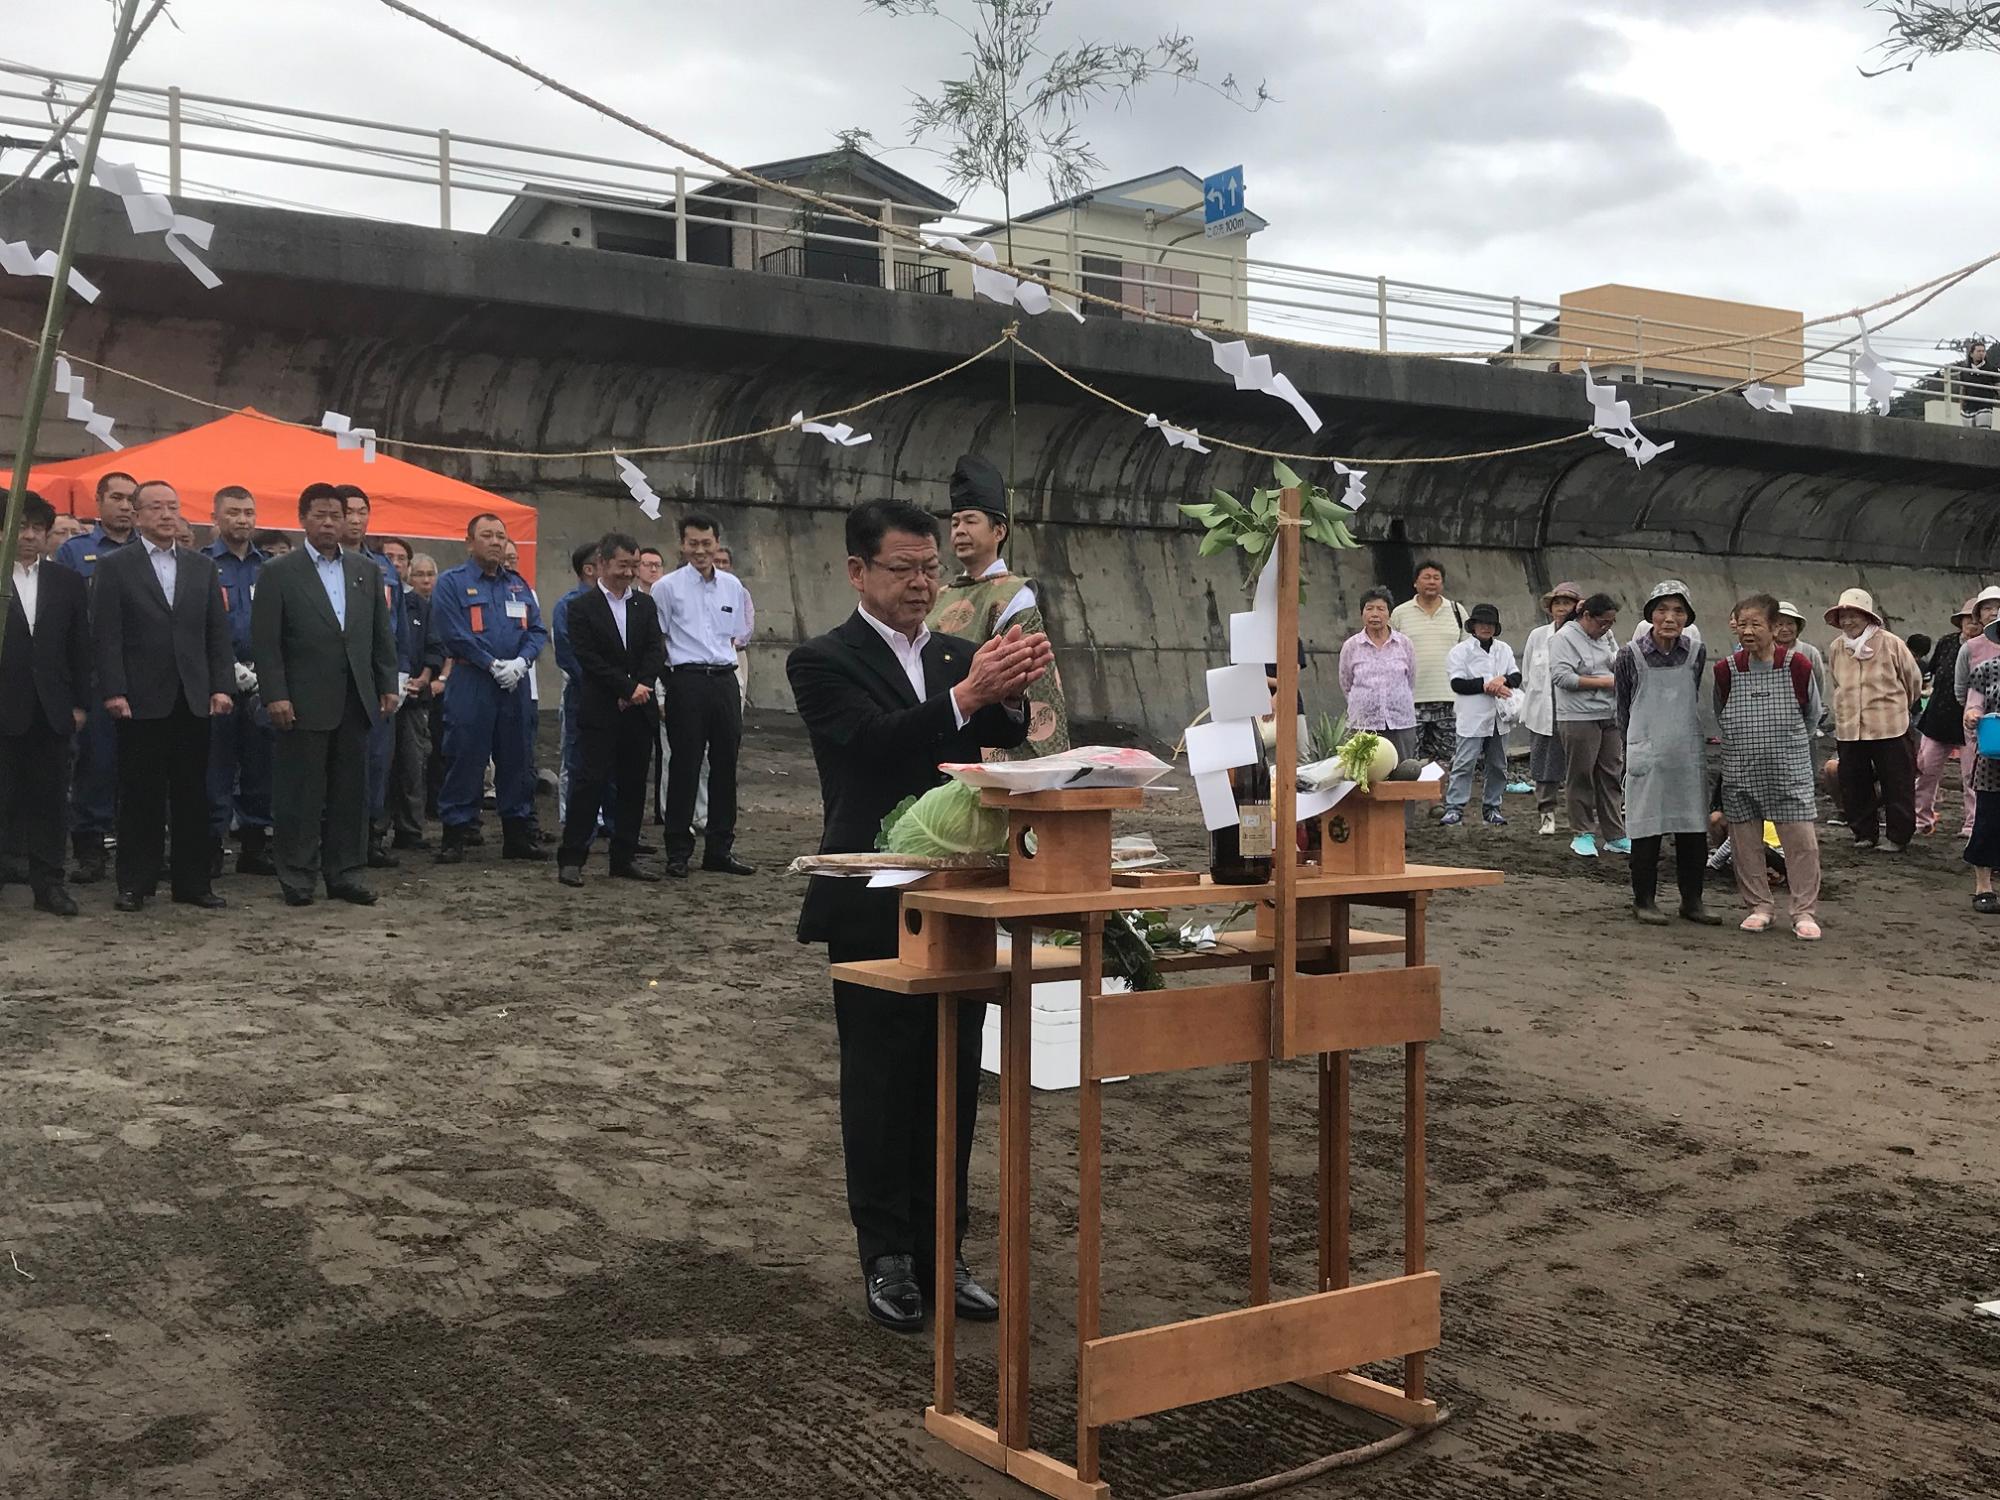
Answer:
[{"xmin": 829, "ymin": 490, "xmax": 1500, "ymax": 1499}]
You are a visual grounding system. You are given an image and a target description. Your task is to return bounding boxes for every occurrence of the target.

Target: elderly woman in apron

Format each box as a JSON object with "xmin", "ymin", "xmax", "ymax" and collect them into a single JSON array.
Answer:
[
  {"xmin": 1613, "ymin": 581, "xmax": 1720, "ymax": 926},
  {"xmin": 1713, "ymin": 594, "xmax": 1825, "ymax": 940}
]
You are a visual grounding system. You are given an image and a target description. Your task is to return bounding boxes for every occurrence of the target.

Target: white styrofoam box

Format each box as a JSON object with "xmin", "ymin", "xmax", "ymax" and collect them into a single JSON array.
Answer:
[{"xmin": 981, "ymin": 970, "xmax": 1131, "ymax": 1092}]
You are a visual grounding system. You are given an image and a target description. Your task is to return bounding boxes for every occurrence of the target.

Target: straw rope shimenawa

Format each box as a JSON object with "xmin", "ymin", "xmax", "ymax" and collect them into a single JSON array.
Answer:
[
  {"xmin": 370, "ymin": 0, "xmax": 2000, "ymax": 375},
  {"xmin": 3, "ymin": 234, "xmax": 1982, "ymax": 476}
]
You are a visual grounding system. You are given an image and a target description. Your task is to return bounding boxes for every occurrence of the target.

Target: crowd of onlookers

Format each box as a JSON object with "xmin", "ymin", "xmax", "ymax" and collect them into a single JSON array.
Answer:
[{"xmin": 1341, "ymin": 561, "xmax": 1986, "ymax": 938}]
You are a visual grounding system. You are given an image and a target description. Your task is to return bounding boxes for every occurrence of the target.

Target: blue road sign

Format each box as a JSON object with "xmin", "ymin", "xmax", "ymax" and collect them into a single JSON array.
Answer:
[{"xmin": 1202, "ymin": 165, "xmax": 1247, "ymax": 239}]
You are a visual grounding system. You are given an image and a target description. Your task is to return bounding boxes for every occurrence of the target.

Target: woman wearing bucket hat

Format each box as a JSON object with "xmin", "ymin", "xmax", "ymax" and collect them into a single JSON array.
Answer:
[
  {"xmin": 1824, "ymin": 587, "xmax": 1923, "ymax": 852},
  {"xmin": 1520, "ymin": 582, "xmax": 1581, "ymax": 836},
  {"xmin": 1772, "ymin": 602, "xmax": 1829, "ymax": 717},
  {"xmin": 1914, "ymin": 598, "xmax": 1978, "ymax": 836},
  {"xmin": 1440, "ymin": 603, "xmax": 1519, "ymax": 826},
  {"xmin": 1550, "ymin": 592, "xmax": 1628, "ymax": 857},
  {"xmin": 1614, "ymin": 582, "xmax": 1719, "ymax": 925}
]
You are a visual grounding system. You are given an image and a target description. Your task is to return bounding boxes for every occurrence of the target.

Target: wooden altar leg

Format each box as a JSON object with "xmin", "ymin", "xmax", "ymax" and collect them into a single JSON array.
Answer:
[
  {"xmin": 1319, "ymin": 1052, "xmax": 1350, "ymax": 1292},
  {"xmin": 1404, "ymin": 891, "xmax": 1428, "ymax": 967},
  {"xmin": 1076, "ymin": 914, "xmax": 1104, "ymax": 1486},
  {"xmin": 998, "ymin": 921, "xmax": 1034, "ymax": 1452},
  {"xmin": 1403, "ymin": 1039, "xmax": 1427, "ymax": 1403},
  {"xmin": 1248, "ymin": 965, "xmax": 1271, "ymax": 1307},
  {"xmin": 934, "ymin": 991, "xmax": 959, "ymax": 1417}
]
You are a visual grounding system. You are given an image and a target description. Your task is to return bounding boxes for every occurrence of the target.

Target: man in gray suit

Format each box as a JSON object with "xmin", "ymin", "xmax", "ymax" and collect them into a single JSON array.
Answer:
[
  {"xmin": 91, "ymin": 480, "xmax": 236, "ymax": 911},
  {"xmin": 252, "ymin": 483, "xmax": 400, "ymax": 907}
]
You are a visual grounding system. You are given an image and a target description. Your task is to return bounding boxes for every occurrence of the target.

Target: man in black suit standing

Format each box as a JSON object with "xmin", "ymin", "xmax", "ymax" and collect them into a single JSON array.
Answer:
[
  {"xmin": 1, "ymin": 492, "xmax": 92, "ymax": 916},
  {"xmin": 91, "ymin": 480, "xmax": 236, "ymax": 911},
  {"xmin": 252, "ymin": 483, "xmax": 400, "ymax": 907},
  {"xmin": 556, "ymin": 531, "xmax": 667, "ymax": 887},
  {"xmin": 788, "ymin": 498, "xmax": 1052, "ymax": 1332}
]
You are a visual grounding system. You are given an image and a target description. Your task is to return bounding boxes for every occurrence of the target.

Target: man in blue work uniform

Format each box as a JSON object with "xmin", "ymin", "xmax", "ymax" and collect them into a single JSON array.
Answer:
[
  {"xmin": 203, "ymin": 485, "xmax": 276, "ymax": 877},
  {"xmin": 552, "ymin": 540, "xmax": 619, "ymax": 845},
  {"xmin": 337, "ymin": 485, "xmax": 406, "ymax": 870},
  {"xmin": 432, "ymin": 512, "xmax": 548, "ymax": 863},
  {"xmin": 381, "ymin": 538, "xmax": 442, "ymax": 850},
  {"xmin": 54, "ymin": 470, "xmax": 139, "ymax": 884}
]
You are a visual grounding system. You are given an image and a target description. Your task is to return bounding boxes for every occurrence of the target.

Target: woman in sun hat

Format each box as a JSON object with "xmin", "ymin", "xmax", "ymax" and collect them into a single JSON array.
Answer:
[
  {"xmin": 1520, "ymin": 581, "xmax": 1581, "ymax": 836},
  {"xmin": 1772, "ymin": 602, "xmax": 1829, "ymax": 714},
  {"xmin": 1959, "ymin": 615, "xmax": 2000, "ymax": 911},
  {"xmin": 1915, "ymin": 598, "xmax": 1978, "ymax": 836},
  {"xmin": 1824, "ymin": 587, "xmax": 1923, "ymax": 852},
  {"xmin": 1441, "ymin": 603, "xmax": 1519, "ymax": 826},
  {"xmin": 1615, "ymin": 581, "xmax": 1719, "ymax": 925}
]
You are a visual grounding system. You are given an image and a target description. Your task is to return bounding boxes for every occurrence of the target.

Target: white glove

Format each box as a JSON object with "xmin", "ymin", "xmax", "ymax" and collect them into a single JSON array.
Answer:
[
  {"xmin": 488, "ymin": 658, "xmax": 515, "ymax": 688},
  {"xmin": 492, "ymin": 657, "xmax": 529, "ymax": 691},
  {"xmin": 232, "ymin": 662, "xmax": 259, "ymax": 694}
]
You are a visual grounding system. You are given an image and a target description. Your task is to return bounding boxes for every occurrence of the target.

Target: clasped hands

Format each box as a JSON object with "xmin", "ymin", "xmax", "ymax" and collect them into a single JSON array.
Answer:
[
  {"xmin": 1482, "ymin": 676, "xmax": 1513, "ymax": 699},
  {"xmin": 955, "ymin": 625, "xmax": 1053, "ymax": 714},
  {"xmin": 488, "ymin": 657, "xmax": 530, "ymax": 690}
]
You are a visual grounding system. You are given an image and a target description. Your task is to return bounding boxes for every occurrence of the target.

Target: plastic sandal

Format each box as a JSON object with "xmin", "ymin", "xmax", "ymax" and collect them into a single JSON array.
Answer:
[
  {"xmin": 1793, "ymin": 916, "xmax": 1822, "ymax": 941},
  {"xmin": 1739, "ymin": 912, "xmax": 1773, "ymax": 933}
]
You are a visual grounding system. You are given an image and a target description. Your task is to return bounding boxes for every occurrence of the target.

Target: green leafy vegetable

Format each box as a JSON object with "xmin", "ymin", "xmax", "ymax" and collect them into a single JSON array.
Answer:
[
  {"xmin": 1178, "ymin": 461, "xmax": 1362, "ymax": 585},
  {"xmin": 1333, "ymin": 731, "xmax": 1399, "ymax": 792},
  {"xmin": 875, "ymin": 780, "xmax": 1010, "ymax": 857}
]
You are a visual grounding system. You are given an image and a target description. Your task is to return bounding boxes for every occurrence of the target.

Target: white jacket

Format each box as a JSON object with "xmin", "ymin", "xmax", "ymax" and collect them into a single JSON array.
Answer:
[
  {"xmin": 1520, "ymin": 622, "xmax": 1557, "ymax": 737},
  {"xmin": 1445, "ymin": 636, "xmax": 1520, "ymax": 739}
]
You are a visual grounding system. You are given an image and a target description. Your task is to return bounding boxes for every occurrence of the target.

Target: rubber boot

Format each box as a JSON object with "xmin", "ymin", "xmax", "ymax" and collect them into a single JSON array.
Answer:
[{"xmin": 436, "ymin": 823, "xmax": 469, "ymax": 865}]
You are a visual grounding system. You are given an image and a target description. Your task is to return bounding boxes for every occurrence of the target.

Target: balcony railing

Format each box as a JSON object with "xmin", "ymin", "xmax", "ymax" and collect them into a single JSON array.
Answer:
[{"xmin": 0, "ymin": 57, "xmax": 1973, "ymax": 415}]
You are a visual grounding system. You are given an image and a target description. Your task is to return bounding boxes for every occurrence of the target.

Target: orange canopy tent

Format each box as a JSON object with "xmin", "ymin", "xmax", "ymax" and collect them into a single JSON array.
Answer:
[{"xmin": 4, "ymin": 408, "xmax": 538, "ymax": 576}]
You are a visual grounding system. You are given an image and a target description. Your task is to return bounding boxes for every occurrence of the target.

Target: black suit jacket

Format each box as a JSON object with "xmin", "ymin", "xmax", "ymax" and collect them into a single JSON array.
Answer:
[
  {"xmin": 91, "ymin": 540, "xmax": 233, "ymax": 719},
  {"xmin": 568, "ymin": 585, "xmax": 667, "ymax": 730},
  {"xmin": 787, "ymin": 610, "xmax": 1027, "ymax": 945},
  {"xmin": 1, "ymin": 559, "xmax": 91, "ymax": 736},
  {"xmin": 251, "ymin": 547, "xmax": 399, "ymax": 733}
]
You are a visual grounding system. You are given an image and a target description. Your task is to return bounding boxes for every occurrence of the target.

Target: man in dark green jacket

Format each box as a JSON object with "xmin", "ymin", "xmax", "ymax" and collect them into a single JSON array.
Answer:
[{"xmin": 250, "ymin": 484, "xmax": 399, "ymax": 906}]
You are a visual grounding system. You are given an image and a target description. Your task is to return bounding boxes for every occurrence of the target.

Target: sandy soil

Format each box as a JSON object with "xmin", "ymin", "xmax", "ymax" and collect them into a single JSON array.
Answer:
[{"xmin": 2, "ymin": 716, "xmax": 1997, "ymax": 1500}]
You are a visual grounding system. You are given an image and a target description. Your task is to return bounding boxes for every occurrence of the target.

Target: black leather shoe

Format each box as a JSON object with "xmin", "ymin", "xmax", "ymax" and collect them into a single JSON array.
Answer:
[
  {"xmin": 501, "ymin": 820, "xmax": 549, "ymax": 861},
  {"xmin": 864, "ymin": 1254, "xmax": 924, "ymax": 1333},
  {"xmin": 326, "ymin": 882, "xmax": 378, "ymax": 906},
  {"xmin": 237, "ymin": 846, "xmax": 277, "ymax": 877},
  {"xmin": 32, "ymin": 885, "xmax": 78, "ymax": 917},
  {"xmin": 174, "ymin": 890, "xmax": 227, "ymax": 910},
  {"xmin": 557, "ymin": 865, "xmax": 585, "ymax": 888},
  {"xmin": 367, "ymin": 842, "xmax": 400, "ymax": 870},
  {"xmin": 610, "ymin": 863, "xmax": 661, "ymax": 883},
  {"xmin": 113, "ymin": 890, "xmax": 145, "ymax": 912},
  {"xmin": 281, "ymin": 886, "xmax": 316, "ymax": 907},
  {"xmin": 701, "ymin": 853, "xmax": 756, "ymax": 876},
  {"xmin": 72, "ymin": 848, "xmax": 107, "ymax": 886},
  {"xmin": 951, "ymin": 1259, "xmax": 1000, "ymax": 1322},
  {"xmin": 663, "ymin": 857, "xmax": 690, "ymax": 879},
  {"xmin": 390, "ymin": 832, "xmax": 430, "ymax": 851}
]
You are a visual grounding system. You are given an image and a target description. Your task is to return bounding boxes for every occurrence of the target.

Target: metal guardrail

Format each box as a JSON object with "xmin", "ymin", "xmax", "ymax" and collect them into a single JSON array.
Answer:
[{"xmin": 0, "ymin": 57, "xmax": 1980, "ymax": 417}]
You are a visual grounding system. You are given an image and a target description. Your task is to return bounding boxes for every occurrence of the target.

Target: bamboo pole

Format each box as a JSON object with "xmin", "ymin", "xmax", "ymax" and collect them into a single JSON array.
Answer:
[
  {"xmin": 1270, "ymin": 485, "xmax": 1303, "ymax": 1058},
  {"xmin": 0, "ymin": 0, "xmax": 145, "ymax": 674}
]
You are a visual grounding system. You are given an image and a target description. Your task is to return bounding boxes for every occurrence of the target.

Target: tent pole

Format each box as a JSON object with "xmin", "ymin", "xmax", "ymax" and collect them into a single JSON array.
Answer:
[{"xmin": 0, "ymin": 0, "xmax": 144, "ymax": 671}]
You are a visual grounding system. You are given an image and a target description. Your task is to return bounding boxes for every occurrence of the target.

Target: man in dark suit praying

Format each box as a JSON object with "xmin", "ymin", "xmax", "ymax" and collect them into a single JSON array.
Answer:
[
  {"xmin": 787, "ymin": 498, "xmax": 1052, "ymax": 1333},
  {"xmin": 1, "ymin": 491, "xmax": 92, "ymax": 915},
  {"xmin": 251, "ymin": 483, "xmax": 400, "ymax": 907},
  {"xmin": 90, "ymin": 480, "xmax": 236, "ymax": 911},
  {"xmin": 555, "ymin": 531, "xmax": 667, "ymax": 886}
]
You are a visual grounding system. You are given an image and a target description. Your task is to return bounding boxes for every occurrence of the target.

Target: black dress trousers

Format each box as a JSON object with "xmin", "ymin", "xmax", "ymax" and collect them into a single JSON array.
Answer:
[{"xmin": 115, "ymin": 699, "xmax": 212, "ymax": 899}]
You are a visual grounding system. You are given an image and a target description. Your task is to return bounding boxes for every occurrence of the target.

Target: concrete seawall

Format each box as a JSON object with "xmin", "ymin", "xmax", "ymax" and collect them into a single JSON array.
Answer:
[{"xmin": 4, "ymin": 182, "xmax": 1996, "ymax": 741}]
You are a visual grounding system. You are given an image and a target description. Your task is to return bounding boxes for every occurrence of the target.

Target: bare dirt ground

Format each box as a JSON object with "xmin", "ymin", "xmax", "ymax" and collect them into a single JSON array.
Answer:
[{"xmin": 3, "ymin": 715, "xmax": 1998, "ymax": 1500}]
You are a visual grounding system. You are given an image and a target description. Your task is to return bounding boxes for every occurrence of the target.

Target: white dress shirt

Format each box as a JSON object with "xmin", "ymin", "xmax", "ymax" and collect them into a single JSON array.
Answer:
[
  {"xmin": 599, "ymin": 580, "xmax": 630, "ymax": 646},
  {"xmin": 144, "ymin": 537, "xmax": 177, "ymax": 606},
  {"xmin": 857, "ymin": 605, "xmax": 971, "ymax": 730},
  {"xmin": 651, "ymin": 563, "xmax": 752, "ymax": 667},
  {"xmin": 311, "ymin": 544, "xmax": 347, "ymax": 629},
  {"xmin": 12, "ymin": 559, "xmax": 40, "ymax": 634}
]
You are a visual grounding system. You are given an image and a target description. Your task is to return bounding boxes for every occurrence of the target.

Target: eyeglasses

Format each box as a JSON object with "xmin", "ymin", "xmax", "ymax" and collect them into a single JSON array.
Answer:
[{"xmin": 865, "ymin": 559, "xmax": 944, "ymax": 582}]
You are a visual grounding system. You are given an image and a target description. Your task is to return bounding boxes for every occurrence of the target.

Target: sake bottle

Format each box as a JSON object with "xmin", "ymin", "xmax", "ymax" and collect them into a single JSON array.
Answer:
[{"xmin": 1208, "ymin": 755, "xmax": 1275, "ymax": 885}]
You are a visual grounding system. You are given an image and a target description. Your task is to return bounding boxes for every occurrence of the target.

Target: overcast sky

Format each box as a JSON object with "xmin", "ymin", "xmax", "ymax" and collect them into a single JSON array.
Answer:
[{"xmin": 5, "ymin": 0, "xmax": 1993, "ymax": 373}]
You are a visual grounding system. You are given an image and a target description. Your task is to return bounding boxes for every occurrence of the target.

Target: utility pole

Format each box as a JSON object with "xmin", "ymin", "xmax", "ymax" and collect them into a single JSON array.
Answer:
[{"xmin": 0, "ymin": 0, "xmax": 144, "ymax": 671}]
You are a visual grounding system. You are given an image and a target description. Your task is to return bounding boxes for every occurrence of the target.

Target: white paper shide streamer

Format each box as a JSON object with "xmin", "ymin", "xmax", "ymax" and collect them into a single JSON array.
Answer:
[
  {"xmin": 1742, "ymin": 384, "xmax": 1792, "ymax": 415},
  {"xmin": 0, "ymin": 239, "xmax": 99, "ymax": 304},
  {"xmin": 75, "ymin": 142, "xmax": 221, "ymax": 290},
  {"xmin": 1192, "ymin": 330, "xmax": 1322, "ymax": 433},
  {"xmin": 1144, "ymin": 413, "xmax": 1210, "ymax": 454},
  {"xmin": 320, "ymin": 411, "xmax": 377, "ymax": 462},
  {"xmin": 1854, "ymin": 323, "xmax": 1897, "ymax": 412},
  {"xmin": 53, "ymin": 356, "xmax": 122, "ymax": 450},
  {"xmin": 614, "ymin": 455, "xmax": 663, "ymax": 521},
  {"xmin": 790, "ymin": 411, "xmax": 871, "ymax": 447},
  {"xmin": 1334, "ymin": 459, "xmax": 1369, "ymax": 509},
  {"xmin": 923, "ymin": 235, "xmax": 1083, "ymax": 321},
  {"xmin": 1581, "ymin": 366, "xmax": 1675, "ymax": 468}
]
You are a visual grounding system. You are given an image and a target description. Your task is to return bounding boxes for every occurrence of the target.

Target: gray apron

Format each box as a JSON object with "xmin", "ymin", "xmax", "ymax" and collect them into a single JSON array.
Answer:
[{"xmin": 1624, "ymin": 647, "xmax": 1708, "ymax": 838}]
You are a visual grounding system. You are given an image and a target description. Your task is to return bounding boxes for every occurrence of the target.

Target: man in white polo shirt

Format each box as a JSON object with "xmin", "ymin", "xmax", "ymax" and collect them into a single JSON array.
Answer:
[
  {"xmin": 1389, "ymin": 558, "xmax": 1467, "ymax": 766},
  {"xmin": 649, "ymin": 512, "xmax": 755, "ymax": 879}
]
